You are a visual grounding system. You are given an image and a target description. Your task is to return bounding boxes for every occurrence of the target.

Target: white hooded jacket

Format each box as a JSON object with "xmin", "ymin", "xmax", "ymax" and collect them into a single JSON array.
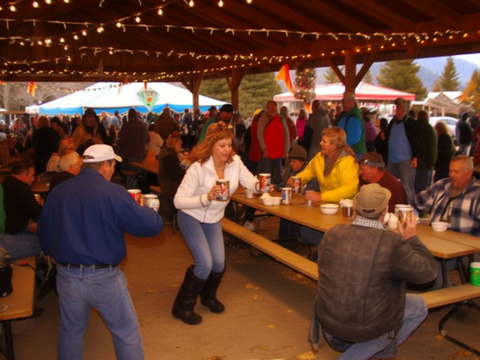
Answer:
[{"xmin": 174, "ymin": 155, "xmax": 259, "ymax": 223}]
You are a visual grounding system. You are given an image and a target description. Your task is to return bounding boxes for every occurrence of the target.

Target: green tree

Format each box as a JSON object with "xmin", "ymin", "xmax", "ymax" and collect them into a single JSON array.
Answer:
[
  {"xmin": 460, "ymin": 69, "xmax": 480, "ymax": 109},
  {"xmin": 439, "ymin": 57, "xmax": 460, "ymax": 91},
  {"xmin": 432, "ymin": 79, "xmax": 441, "ymax": 92},
  {"xmin": 199, "ymin": 73, "xmax": 281, "ymax": 118},
  {"xmin": 324, "ymin": 66, "xmax": 343, "ymax": 83},
  {"xmin": 376, "ymin": 60, "xmax": 427, "ymax": 100},
  {"xmin": 363, "ymin": 69, "xmax": 374, "ymax": 84}
]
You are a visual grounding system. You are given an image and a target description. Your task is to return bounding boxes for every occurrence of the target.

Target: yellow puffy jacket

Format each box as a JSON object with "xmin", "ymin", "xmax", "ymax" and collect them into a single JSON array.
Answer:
[{"xmin": 296, "ymin": 151, "xmax": 359, "ymax": 203}]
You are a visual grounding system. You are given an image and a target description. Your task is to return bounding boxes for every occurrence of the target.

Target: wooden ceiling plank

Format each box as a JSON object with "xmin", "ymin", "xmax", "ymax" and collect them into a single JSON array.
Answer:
[
  {"xmin": 339, "ymin": 0, "xmax": 416, "ymax": 31},
  {"xmin": 400, "ymin": 0, "xmax": 462, "ymax": 29},
  {"xmin": 258, "ymin": 0, "xmax": 374, "ymax": 34}
]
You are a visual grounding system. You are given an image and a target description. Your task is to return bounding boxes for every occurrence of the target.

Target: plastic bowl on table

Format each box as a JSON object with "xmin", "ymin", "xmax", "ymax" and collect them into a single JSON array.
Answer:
[
  {"xmin": 271, "ymin": 197, "xmax": 282, "ymax": 205},
  {"xmin": 431, "ymin": 221, "xmax": 449, "ymax": 232},
  {"xmin": 261, "ymin": 197, "xmax": 274, "ymax": 206},
  {"xmin": 320, "ymin": 204, "xmax": 339, "ymax": 215}
]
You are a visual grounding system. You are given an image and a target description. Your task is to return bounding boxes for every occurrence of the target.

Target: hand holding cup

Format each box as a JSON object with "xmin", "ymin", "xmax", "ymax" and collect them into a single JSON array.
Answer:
[
  {"xmin": 207, "ymin": 184, "xmax": 221, "ymax": 201},
  {"xmin": 398, "ymin": 210, "xmax": 416, "ymax": 239}
]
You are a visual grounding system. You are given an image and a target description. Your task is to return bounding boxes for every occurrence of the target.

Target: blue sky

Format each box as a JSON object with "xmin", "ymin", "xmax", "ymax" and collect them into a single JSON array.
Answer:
[{"xmin": 455, "ymin": 53, "xmax": 480, "ymax": 66}]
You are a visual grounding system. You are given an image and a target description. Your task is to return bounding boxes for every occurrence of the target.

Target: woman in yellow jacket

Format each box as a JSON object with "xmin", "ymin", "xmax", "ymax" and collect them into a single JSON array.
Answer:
[{"xmin": 293, "ymin": 127, "xmax": 359, "ymax": 245}]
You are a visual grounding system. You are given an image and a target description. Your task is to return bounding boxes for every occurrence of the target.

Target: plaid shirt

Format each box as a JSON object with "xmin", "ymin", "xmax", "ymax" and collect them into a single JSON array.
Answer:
[{"xmin": 414, "ymin": 177, "xmax": 480, "ymax": 237}]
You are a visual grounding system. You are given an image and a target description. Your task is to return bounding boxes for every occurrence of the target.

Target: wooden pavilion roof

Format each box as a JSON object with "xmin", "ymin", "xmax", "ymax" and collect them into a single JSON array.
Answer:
[{"xmin": 1, "ymin": 0, "xmax": 480, "ymax": 83}]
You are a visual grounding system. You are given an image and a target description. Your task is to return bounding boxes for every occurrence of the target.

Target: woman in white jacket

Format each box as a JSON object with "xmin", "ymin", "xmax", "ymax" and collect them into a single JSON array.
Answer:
[{"xmin": 173, "ymin": 121, "xmax": 259, "ymax": 325}]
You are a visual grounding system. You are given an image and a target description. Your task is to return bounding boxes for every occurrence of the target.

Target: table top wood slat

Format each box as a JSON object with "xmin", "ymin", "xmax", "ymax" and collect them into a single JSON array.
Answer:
[
  {"xmin": 231, "ymin": 190, "xmax": 477, "ymax": 259},
  {"xmin": 416, "ymin": 226, "xmax": 480, "ymax": 252},
  {"xmin": 0, "ymin": 256, "xmax": 36, "ymax": 321}
]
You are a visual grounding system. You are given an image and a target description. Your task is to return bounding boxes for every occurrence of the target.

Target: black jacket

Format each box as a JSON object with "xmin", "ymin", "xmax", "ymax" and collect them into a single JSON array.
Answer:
[{"xmin": 383, "ymin": 116, "xmax": 421, "ymax": 163}]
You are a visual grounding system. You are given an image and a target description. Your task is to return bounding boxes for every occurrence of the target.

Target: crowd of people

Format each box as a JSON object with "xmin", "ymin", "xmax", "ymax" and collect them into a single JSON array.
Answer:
[{"xmin": 0, "ymin": 96, "xmax": 479, "ymax": 360}]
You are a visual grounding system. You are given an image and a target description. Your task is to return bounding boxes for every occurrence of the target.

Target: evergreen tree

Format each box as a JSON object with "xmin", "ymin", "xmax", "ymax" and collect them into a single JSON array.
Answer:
[
  {"xmin": 363, "ymin": 69, "xmax": 374, "ymax": 84},
  {"xmin": 324, "ymin": 66, "xmax": 343, "ymax": 84},
  {"xmin": 432, "ymin": 79, "xmax": 441, "ymax": 92},
  {"xmin": 376, "ymin": 60, "xmax": 427, "ymax": 100},
  {"xmin": 461, "ymin": 69, "xmax": 480, "ymax": 109},
  {"xmin": 439, "ymin": 57, "xmax": 460, "ymax": 91},
  {"xmin": 199, "ymin": 73, "xmax": 281, "ymax": 118}
]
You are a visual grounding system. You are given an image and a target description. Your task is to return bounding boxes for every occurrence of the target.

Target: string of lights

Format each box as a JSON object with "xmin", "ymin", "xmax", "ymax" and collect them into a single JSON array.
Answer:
[{"xmin": 1, "ymin": 29, "xmax": 476, "ymax": 70}]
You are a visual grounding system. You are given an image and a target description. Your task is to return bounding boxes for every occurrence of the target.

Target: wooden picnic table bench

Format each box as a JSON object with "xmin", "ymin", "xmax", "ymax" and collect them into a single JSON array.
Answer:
[
  {"xmin": 0, "ymin": 256, "xmax": 36, "ymax": 360},
  {"xmin": 221, "ymin": 216, "xmax": 480, "ymax": 356}
]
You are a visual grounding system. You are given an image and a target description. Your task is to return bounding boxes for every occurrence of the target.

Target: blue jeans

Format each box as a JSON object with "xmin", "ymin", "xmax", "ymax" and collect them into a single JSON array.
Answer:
[
  {"xmin": 177, "ymin": 210, "xmax": 225, "ymax": 279},
  {"xmin": 259, "ymin": 155, "xmax": 283, "ymax": 184},
  {"xmin": 56, "ymin": 265, "xmax": 143, "ymax": 360},
  {"xmin": 430, "ymin": 258, "xmax": 459, "ymax": 290},
  {"xmin": 0, "ymin": 230, "xmax": 42, "ymax": 260},
  {"xmin": 299, "ymin": 226, "xmax": 324, "ymax": 246},
  {"xmin": 387, "ymin": 160, "xmax": 415, "ymax": 204},
  {"xmin": 324, "ymin": 294, "xmax": 427, "ymax": 360}
]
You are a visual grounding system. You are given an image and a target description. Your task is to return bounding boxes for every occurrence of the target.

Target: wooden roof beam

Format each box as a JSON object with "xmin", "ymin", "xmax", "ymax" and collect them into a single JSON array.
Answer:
[
  {"xmin": 401, "ymin": 0, "xmax": 462, "ymax": 29},
  {"xmin": 251, "ymin": 1, "xmax": 333, "ymax": 33},
  {"xmin": 339, "ymin": 0, "xmax": 416, "ymax": 31}
]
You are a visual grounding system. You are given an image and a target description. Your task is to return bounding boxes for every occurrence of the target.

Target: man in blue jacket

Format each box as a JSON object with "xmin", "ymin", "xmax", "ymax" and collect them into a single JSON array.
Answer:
[{"xmin": 38, "ymin": 144, "xmax": 164, "ymax": 360}]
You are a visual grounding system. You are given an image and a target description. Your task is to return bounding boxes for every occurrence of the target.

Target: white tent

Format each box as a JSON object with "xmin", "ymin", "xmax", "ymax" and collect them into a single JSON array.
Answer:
[
  {"xmin": 30, "ymin": 83, "xmax": 112, "ymax": 116},
  {"xmin": 34, "ymin": 82, "xmax": 225, "ymax": 116},
  {"xmin": 274, "ymin": 82, "xmax": 416, "ymax": 102}
]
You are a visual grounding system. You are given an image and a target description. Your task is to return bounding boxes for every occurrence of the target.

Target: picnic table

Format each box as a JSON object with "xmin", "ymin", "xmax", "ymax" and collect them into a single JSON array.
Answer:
[{"xmin": 0, "ymin": 256, "xmax": 36, "ymax": 360}]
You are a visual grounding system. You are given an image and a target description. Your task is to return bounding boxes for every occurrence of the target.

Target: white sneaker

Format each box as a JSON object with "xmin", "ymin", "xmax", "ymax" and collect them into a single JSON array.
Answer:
[{"xmin": 243, "ymin": 221, "xmax": 255, "ymax": 231}]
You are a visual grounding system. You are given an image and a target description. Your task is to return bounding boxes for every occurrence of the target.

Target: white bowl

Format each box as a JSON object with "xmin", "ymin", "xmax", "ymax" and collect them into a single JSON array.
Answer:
[
  {"xmin": 320, "ymin": 204, "xmax": 339, "ymax": 215},
  {"xmin": 271, "ymin": 197, "xmax": 282, "ymax": 205},
  {"xmin": 431, "ymin": 221, "xmax": 449, "ymax": 232},
  {"xmin": 261, "ymin": 197, "xmax": 274, "ymax": 206}
]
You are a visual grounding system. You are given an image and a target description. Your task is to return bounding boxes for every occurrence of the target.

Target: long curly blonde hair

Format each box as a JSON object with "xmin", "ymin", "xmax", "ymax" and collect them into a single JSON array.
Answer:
[
  {"xmin": 323, "ymin": 127, "xmax": 355, "ymax": 175},
  {"xmin": 190, "ymin": 122, "xmax": 235, "ymax": 164}
]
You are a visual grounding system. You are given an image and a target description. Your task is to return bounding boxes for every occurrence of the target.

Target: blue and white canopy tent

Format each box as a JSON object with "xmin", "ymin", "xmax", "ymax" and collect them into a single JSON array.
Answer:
[{"xmin": 30, "ymin": 82, "xmax": 226, "ymax": 116}]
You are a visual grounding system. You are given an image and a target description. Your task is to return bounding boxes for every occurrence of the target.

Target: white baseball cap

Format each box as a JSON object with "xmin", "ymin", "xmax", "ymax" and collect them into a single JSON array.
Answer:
[{"xmin": 82, "ymin": 144, "xmax": 122, "ymax": 163}]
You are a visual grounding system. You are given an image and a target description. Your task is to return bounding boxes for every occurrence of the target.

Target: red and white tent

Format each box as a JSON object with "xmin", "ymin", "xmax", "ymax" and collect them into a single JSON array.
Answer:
[{"xmin": 274, "ymin": 82, "xmax": 415, "ymax": 102}]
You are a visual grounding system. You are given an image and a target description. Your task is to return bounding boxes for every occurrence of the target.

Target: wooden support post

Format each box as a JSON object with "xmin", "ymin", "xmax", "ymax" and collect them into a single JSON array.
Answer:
[
  {"xmin": 180, "ymin": 73, "xmax": 204, "ymax": 110},
  {"xmin": 222, "ymin": 68, "xmax": 248, "ymax": 111},
  {"xmin": 344, "ymin": 51, "xmax": 356, "ymax": 94}
]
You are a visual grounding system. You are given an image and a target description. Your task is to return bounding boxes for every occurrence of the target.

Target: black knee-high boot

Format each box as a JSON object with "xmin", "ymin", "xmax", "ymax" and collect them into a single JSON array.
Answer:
[
  {"xmin": 200, "ymin": 265, "xmax": 226, "ymax": 313},
  {"xmin": 172, "ymin": 266, "xmax": 207, "ymax": 325}
]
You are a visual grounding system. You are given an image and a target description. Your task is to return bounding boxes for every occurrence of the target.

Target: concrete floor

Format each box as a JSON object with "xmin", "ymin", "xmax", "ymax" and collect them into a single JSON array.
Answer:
[{"xmin": 12, "ymin": 217, "xmax": 480, "ymax": 360}]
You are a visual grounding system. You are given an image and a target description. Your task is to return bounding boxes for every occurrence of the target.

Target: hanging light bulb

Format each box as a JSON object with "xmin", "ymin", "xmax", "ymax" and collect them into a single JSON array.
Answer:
[
  {"xmin": 135, "ymin": 16, "xmax": 141, "ymax": 23},
  {"xmin": 97, "ymin": 26, "xmax": 104, "ymax": 33},
  {"xmin": 60, "ymin": 37, "xmax": 65, "ymax": 42},
  {"xmin": 45, "ymin": 0, "xmax": 52, "ymax": 4},
  {"xmin": 9, "ymin": 5, "xmax": 16, "ymax": 11},
  {"xmin": 32, "ymin": 2, "xmax": 39, "ymax": 8},
  {"xmin": 82, "ymin": 30, "xmax": 87, "ymax": 36},
  {"xmin": 157, "ymin": 8, "xmax": 163, "ymax": 15},
  {"xmin": 73, "ymin": 34, "xmax": 79, "ymax": 40},
  {"xmin": 218, "ymin": 0, "xmax": 224, "ymax": 7},
  {"xmin": 64, "ymin": 0, "xmax": 69, "ymax": 2},
  {"xmin": 188, "ymin": 0, "xmax": 194, "ymax": 7},
  {"xmin": 246, "ymin": 0, "xmax": 252, "ymax": 3}
]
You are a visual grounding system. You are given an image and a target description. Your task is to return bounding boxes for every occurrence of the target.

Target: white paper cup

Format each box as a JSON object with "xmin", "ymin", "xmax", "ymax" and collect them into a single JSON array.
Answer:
[{"xmin": 244, "ymin": 190, "xmax": 254, "ymax": 199}]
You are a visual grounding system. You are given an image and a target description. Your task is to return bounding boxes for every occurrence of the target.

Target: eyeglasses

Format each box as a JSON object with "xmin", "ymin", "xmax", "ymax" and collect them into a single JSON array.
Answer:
[{"xmin": 359, "ymin": 159, "xmax": 385, "ymax": 168}]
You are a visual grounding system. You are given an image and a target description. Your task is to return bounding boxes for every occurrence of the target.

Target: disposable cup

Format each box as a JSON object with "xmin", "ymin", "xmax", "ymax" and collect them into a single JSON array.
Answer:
[
  {"xmin": 127, "ymin": 189, "xmax": 142, "ymax": 205},
  {"xmin": 244, "ymin": 190, "xmax": 254, "ymax": 199},
  {"xmin": 471, "ymin": 262, "xmax": 480, "ymax": 286}
]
